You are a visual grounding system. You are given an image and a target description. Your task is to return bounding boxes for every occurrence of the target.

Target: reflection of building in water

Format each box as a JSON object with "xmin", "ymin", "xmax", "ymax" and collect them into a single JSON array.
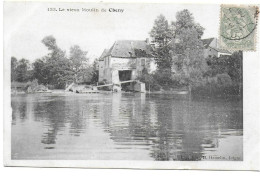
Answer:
[
  {"xmin": 148, "ymin": 99, "xmax": 157, "ymax": 127},
  {"xmin": 97, "ymin": 94, "xmax": 156, "ymax": 148},
  {"xmin": 98, "ymin": 95, "xmax": 112, "ymax": 132},
  {"xmin": 111, "ymin": 93, "xmax": 122, "ymax": 123}
]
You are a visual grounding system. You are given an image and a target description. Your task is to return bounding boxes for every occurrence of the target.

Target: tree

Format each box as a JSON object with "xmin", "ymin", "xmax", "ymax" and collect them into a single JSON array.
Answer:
[
  {"xmin": 206, "ymin": 51, "xmax": 242, "ymax": 84},
  {"xmin": 32, "ymin": 58, "xmax": 49, "ymax": 85},
  {"xmin": 170, "ymin": 10, "xmax": 206, "ymax": 90},
  {"xmin": 150, "ymin": 10, "xmax": 206, "ymax": 90},
  {"xmin": 11, "ymin": 57, "xmax": 18, "ymax": 82},
  {"xmin": 171, "ymin": 28, "xmax": 206, "ymax": 90},
  {"xmin": 226, "ymin": 51, "xmax": 242, "ymax": 84},
  {"xmin": 150, "ymin": 15, "xmax": 173, "ymax": 70},
  {"xmin": 41, "ymin": 35, "xmax": 59, "ymax": 51},
  {"xmin": 16, "ymin": 58, "xmax": 30, "ymax": 82},
  {"xmin": 172, "ymin": 9, "xmax": 204, "ymax": 39},
  {"xmin": 69, "ymin": 45, "xmax": 88, "ymax": 82},
  {"xmin": 32, "ymin": 35, "xmax": 93, "ymax": 88},
  {"xmin": 38, "ymin": 35, "xmax": 74, "ymax": 88},
  {"xmin": 90, "ymin": 58, "xmax": 99, "ymax": 84},
  {"xmin": 150, "ymin": 14, "xmax": 173, "ymax": 47}
]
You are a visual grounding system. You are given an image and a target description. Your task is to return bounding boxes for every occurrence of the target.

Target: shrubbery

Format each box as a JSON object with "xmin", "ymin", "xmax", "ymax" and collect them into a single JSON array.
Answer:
[{"xmin": 26, "ymin": 79, "xmax": 48, "ymax": 93}]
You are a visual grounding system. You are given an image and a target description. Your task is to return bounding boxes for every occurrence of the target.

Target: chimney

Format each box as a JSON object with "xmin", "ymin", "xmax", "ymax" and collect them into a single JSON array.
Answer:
[{"xmin": 145, "ymin": 38, "xmax": 150, "ymax": 44}]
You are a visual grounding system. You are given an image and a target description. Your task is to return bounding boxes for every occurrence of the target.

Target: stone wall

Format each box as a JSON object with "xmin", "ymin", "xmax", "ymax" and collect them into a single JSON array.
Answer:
[
  {"xmin": 99, "ymin": 56, "xmax": 155, "ymax": 84},
  {"xmin": 111, "ymin": 57, "xmax": 136, "ymax": 70}
]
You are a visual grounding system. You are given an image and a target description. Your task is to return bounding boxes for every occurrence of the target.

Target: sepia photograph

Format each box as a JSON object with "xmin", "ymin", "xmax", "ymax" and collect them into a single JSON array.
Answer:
[{"xmin": 3, "ymin": 1, "xmax": 259, "ymax": 170}]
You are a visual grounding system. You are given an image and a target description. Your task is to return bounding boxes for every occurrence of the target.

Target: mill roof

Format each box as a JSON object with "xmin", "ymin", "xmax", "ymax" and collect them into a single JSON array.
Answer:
[{"xmin": 100, "ymin": 40, "xmax": 153, "ymax": 59}]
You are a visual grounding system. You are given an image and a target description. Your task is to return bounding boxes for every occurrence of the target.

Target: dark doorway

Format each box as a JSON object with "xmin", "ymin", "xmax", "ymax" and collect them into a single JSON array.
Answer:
[
  {"xmin": 119, "ymin": 70, "xmax": 132, "ymax": 91},
  {"xmin": 119, "ymin": 70, "xmax": 132, "ymax": 81}
]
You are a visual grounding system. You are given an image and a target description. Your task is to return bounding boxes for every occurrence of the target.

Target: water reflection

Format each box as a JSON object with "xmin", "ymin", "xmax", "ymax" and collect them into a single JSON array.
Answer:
[{"xmin": 11, "ymin": 93, "xmax": 243, "ymax": 160}]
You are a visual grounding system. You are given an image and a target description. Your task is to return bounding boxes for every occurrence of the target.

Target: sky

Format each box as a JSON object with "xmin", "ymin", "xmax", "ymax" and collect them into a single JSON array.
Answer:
[{"xmin": 4, "ymin": 2, "xmax": 219, "ymax": 63}]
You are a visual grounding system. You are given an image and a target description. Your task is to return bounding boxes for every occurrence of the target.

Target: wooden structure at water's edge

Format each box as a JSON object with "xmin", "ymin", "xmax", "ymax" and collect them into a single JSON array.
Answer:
[
  {"xmin": 96, "ymin": 80, "xmax": 146, "ymax": 93},
  {"xmin": 65, "ymin": 80, "xmax": 146, "ymax": 93}
]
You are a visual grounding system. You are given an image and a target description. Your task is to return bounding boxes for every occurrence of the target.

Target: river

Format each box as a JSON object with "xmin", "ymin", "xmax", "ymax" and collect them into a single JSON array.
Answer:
[{"xmin": 11, "ymin": 92, "xmax": 243, "ymax": 161}]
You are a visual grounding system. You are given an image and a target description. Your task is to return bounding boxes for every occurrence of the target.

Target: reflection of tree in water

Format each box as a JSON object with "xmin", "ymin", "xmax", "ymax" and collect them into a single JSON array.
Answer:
[
  {"xmin": 95, "ymin": 94, "xmax": 226, "ymax": 161},
  {"xmin": 40, "ymin": 99, "xmax": 67, "ymax": 145},
  {"xmin": 106, "ymin": 93, "xmax": 243, "ymax": 157},
  {"xmin": 148, "ymin": 95, "xmax": 236, "ymax": 161},
  {"xmin": 178, "ymin": 99, "xmax": 205, "ymax": 161},
  {"xmin": 40, "ymin": 96, "xmax": 92, "ymax": 145},
  {"xmin": 150, "ymin": 95, "xmax": 185, "ymax": 161},
  {"xmin": 11, "ymin": 95, "xmax": 32, "ymax": 125},
  {"xmin": 11, "ymin": 99, "xmax": 26, "ymax": 125},
  {"xmin": 66, "ymin": 97, "xmax": 87, "ymax": 136},
  {"xmin": 102, "ymin": 94, "xmax": 242, "ymax": 161}
]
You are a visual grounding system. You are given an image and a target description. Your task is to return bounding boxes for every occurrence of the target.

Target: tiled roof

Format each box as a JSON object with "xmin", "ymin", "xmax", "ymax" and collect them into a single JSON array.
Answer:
[
  {"xmin": 100, "ymin": 40, "xmax": 153, "ymax": 59},
  {"xmin": 202, "ymin": 38, "xmax": 215, "ymax": 48}
]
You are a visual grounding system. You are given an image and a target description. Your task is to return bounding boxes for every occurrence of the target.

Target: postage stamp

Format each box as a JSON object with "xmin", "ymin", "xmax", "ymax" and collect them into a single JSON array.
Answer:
[{"xmin": 219, "ymin": 5, "xmax": 259, "ymax": 51}]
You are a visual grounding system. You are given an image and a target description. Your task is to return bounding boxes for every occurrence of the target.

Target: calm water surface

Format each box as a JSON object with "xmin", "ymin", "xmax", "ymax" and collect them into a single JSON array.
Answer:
[{"xmin": 11, "ymin": 93, "xmax": 243, "ymax": 160}]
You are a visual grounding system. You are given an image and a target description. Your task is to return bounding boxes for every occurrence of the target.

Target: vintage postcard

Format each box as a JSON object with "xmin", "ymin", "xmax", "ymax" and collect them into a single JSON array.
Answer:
[{"xmin": 3, "ymin": 1, "xmax": 260, "ymax": 170}]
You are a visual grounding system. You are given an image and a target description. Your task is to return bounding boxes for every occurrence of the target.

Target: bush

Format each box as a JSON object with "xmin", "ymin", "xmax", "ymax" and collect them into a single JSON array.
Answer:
[
  {"xmin": 137, "ymin": 69, "xmax": 161, "ymax": 91},
  {"xmin": 26, "ymin": 79, "xmax": 48, "ymax": 93},
  {"xmin": 47, "ymin": 85, "xmax": 55, "ymax": 90},
  {"xmin": 150, "ymin": 83, "xmax": 161, "ymax": 91},
  {"xmin": 152, "ymin": 69, "xmax": 183, "ymax": 90}
]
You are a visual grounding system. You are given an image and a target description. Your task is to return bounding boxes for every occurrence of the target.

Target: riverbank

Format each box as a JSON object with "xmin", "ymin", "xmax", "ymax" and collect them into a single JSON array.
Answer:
[{"xmin": 11, "ymin": 83, "xmax": 242, "ymax": 99}]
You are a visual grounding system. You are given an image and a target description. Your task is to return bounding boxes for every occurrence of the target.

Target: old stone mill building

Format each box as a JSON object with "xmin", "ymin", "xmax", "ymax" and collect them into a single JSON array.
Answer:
[{"xmin": 98, "ymin": 39, "xmax": 156, "ymax": 92}]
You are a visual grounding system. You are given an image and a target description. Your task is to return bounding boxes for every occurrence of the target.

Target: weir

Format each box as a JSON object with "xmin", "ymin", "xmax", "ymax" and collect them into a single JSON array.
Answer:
[
  {"xmin": 96, "ymin": 80, "xmax": 146, "ymax": 93},
  {"xmin": 65, "ymin": 80, "xmax": 145, "ymax": 93}
]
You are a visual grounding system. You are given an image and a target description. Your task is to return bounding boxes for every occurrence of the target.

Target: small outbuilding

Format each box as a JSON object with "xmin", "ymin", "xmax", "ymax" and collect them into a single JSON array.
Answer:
[{"xmin": 202, "ymin": 38, "xmax": 232, "ymax": 58}]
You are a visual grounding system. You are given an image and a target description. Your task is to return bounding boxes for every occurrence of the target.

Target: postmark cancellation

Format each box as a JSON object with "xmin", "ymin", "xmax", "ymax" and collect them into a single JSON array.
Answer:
[{"xmin": 219, "ymin": 5, "xmax": 259, "ymax": 51}]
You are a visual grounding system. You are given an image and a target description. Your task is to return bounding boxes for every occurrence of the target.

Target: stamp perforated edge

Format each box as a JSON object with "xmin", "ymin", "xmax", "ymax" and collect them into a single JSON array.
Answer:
[{"xmin": 218, "ymin": 4, "xmax": 259, "ymax": 52}]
